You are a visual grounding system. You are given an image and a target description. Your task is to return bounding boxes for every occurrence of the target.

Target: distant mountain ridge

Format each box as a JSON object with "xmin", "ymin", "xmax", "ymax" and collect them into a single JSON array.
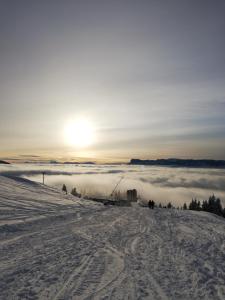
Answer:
[
  {"xmin": 129, "ymin": 158, "xmax": 225, "ymax": 168},
  {"xmin": 49, "ymin": 161, "xmax": 95, "ymax": 165},
  {"xmin": 0, "ymin": 160, "xmax": 10, "ymax": 164},
  {"xmin": 63, "ymin": 161, "xmax": 95, "ymax": 165}
]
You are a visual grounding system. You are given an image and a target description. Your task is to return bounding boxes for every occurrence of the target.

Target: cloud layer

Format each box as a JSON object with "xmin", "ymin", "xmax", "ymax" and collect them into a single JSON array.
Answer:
[{"xmin": 1, "ymin": 163, "xmax": 225, "ymax": 207}]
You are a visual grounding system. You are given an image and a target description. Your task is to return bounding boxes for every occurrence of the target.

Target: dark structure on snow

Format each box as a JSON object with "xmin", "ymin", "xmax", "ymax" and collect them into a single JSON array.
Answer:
[{"xmin": 127, "ymin": 189, "xmax": 137, "ymax": 202}]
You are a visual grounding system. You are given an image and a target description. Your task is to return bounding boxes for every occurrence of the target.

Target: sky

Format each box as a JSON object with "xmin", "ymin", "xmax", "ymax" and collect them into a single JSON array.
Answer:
[{"xmin": 0, "ymin": 0, "xmax": 225, "ymax": 162}]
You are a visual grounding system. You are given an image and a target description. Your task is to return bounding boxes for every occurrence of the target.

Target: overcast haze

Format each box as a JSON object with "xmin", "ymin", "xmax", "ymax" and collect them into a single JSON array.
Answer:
[{"xmin": 1, "ymin": 0, "xmax": 225, "ymax": 162}]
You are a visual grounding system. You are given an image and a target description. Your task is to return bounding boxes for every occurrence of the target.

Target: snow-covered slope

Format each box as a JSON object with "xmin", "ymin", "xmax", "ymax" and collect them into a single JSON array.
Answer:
[
  {"xmin": 0, "ymin": 175, "xmax": 100, "ymax": 227},
  {"xmin": 0, "ymin": 176, "xmax": 225, "ymax": 300}
]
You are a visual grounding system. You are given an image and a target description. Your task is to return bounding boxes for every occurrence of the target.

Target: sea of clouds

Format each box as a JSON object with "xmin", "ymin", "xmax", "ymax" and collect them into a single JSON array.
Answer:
[{"xmin": 1, "ymin": 163, "xmax": 225, "ymax": 207}]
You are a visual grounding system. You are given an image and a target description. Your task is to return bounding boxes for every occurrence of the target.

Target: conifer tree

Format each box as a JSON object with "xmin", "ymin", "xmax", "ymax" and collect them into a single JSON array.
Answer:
[
  {"xmin": 183, "ymin": 203, "xmax": 187, "ymax": 210},
  {"xmin": 62, "ymin": 184, "xmax": 67, "ymax": 194},
  {"xmin": 71, "ymin": 187, "xmax": 77, "ymax": 196},
  {"xmin": 167, "ymin": 202, "xmax": 172, "ymax": 209}
]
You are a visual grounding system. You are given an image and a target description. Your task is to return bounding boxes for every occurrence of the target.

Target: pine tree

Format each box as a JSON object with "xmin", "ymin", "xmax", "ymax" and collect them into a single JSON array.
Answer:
[
  {"xmin": 189, "ymin": 198, "xmax": 199, "ymax": 211},
  {"xmin": 215, "ymin": 197, "xmax": 222, "ymax": 215},
  {"xmin": 62, "ymin": 184, "xmax": 67, "ymax": 194},
  {"xmin": 183, "ymin": 203, "xmax": 187, "ymax": 210},
  {"xmin": 71, "ymin": 187, "xmax": 81, "ymax": 198},
  {"xmin": 189, "ymin": 199, "xmax": 194, "ymax": 210},
  {"xmin": 167, "ymin": 202, "xmax": 172, "ymax": 209},
  {"xmin": 208, "ymin": 195, "xmax": 216, "ymax": 213},
  {"xmin": 202, "ymin": 200, "xmax": 208, "ymax": 211},
  {"xmin": 71, "ymin": 187, "xmax": 77, "ymax": 196},
  {"xmin": 201, "ymin": 195, "xmax": 224, "ymax": 217},
  {"xmin": 223, "ymin": 208, "xmax": 225, "ymax": 218}
]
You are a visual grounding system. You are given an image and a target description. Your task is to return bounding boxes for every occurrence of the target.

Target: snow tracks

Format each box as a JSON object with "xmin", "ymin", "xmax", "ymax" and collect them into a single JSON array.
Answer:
[{"xmin": 0, "ymin": 176, "xmax": 225, "ymax": 299}]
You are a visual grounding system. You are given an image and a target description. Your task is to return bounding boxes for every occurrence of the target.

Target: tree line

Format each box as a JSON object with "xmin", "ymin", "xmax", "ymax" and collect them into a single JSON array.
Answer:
[
  {"xmin": 62, "ymin": 184, "xmax": 81, "ymax": 197},
  {"xmin": 183, "ymin": 195, "xmax": 225, "ymax": 218},
  {"xmin": 158, "ymin": 195, "xmax": 225, "ymax": 219}
]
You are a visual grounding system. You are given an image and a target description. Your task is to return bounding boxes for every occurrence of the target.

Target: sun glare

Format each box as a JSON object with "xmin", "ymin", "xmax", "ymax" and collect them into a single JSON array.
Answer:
[{"xmin": 64, "ymin": 119, "xmax": 95, "ymax": 148}]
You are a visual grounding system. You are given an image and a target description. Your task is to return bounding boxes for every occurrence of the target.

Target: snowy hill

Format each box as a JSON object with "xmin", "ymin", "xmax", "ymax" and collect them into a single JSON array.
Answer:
[{"xmin": 0, "ymin": 176, "xmax": 225, "ymax": 300}]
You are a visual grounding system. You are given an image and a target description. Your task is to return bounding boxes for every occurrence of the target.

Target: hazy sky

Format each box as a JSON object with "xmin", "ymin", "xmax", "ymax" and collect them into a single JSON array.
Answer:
[{"xmin": 1, "ymin": 0, "xmax": 225, "ymax": 162}]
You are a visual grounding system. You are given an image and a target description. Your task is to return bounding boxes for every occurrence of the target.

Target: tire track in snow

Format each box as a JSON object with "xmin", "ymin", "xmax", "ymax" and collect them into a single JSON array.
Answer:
[{"xmin": 53, "ymin": 254, "xmax": 95, "ymax": 300}]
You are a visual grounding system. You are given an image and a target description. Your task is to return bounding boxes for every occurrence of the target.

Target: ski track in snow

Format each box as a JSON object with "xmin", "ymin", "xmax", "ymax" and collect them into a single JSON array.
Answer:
[{"xmin": 0, "ymin": 175, "xmax": 225, "ymax": 300}]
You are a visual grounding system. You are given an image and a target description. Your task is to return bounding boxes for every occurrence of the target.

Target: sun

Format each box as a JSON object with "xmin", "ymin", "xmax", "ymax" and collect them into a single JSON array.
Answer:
[{"xmin": 64, "ymin": 119, "xmax": 95, "ymax": 148}]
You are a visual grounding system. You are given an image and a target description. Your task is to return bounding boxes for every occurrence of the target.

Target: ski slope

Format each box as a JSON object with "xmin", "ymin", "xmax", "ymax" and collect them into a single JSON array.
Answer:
[{"xmin": 0, "ymin": 175, "xmax": 225, "ymax": 300}]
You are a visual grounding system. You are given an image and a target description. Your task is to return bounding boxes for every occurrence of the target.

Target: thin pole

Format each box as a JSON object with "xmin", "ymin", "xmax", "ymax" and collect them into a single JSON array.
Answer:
[
  {"xmin": 42, "ymin": 172, "xmax": 45, "ymax": 185},
  {"xmin": 110, "ymin": 176, "xmax": 124, "ymax": 197}
]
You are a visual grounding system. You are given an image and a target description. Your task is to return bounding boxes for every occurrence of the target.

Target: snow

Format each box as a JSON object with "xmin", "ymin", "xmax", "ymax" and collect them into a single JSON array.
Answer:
[{"xmin": 0, "ymin": 175, "xmax": 225, "ymax": 299}]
